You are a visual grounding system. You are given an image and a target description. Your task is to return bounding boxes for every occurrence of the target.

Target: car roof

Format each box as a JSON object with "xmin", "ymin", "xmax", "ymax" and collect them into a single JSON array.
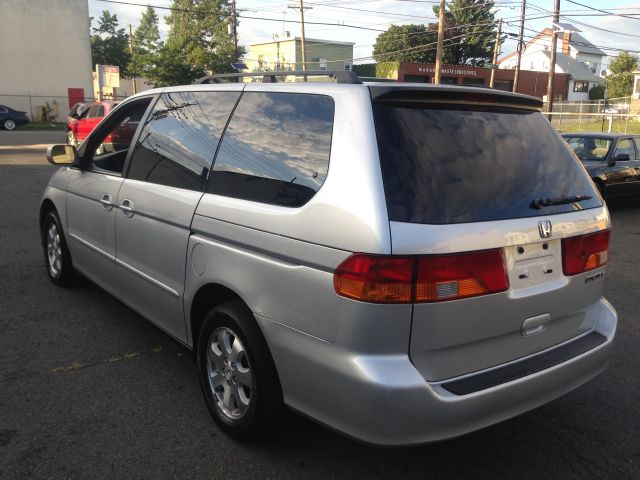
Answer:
[{"xmin": 562, "ymin": 132, "xmax": 639, "ymax": 139}]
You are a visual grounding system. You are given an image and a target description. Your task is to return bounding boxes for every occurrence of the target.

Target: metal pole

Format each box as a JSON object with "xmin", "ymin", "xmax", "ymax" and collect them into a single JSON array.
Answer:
[
  {"xmin": 546, "ymin": 0, "xmax": 560, "ymax": 113},
  {"xmin": 128, "ymin": 24, "xmax": 136, "ymax": 94},
  {"xmin": 513, "ymin": 0, "xmax": 526, "ymax": 93},
  {"xmin": 299, "ymin": 0, "xmax": 308, "ymax": 72},
  {"xmin": 232, "ymin": 0, "xmax": 238, "ymax": 64},
  {"xmin": 434, "ymin": 0, "xmax": 446, "ymax": 84},
  {"xmin": 490, "ymin": 19, "xmax": 502, "ymax": 88}
]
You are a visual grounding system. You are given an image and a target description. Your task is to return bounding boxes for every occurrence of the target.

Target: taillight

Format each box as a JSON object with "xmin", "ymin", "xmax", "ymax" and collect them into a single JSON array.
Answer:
[
  {"xmin": 334, "ymin": 250, "xmax": 508, "ymax": 304},
  {"xmin": 415, "ymin": 250, "xmax": 509, "ymax": 302},
  {"xmin": 333, "ymin": 255, "xmax": 414, "ymax": 303},
  {"xmin": 562, "ymin": 230, "xmax": 610, "ymax": 276}
]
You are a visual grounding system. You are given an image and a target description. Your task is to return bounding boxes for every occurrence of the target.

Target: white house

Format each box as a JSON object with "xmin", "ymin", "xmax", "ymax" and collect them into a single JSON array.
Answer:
[{"xmin": 498, "ymin": 29, "xmax": 606, "ymax": 102}]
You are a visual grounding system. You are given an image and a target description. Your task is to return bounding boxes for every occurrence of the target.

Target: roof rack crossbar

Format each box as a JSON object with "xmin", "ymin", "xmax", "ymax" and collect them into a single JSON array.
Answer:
[{"xmin": 193, "ymin": 70, "xmax": 362, "ymax": 85}]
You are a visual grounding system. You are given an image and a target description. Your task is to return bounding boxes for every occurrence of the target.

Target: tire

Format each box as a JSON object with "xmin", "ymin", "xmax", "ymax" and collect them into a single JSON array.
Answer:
[
  {"xmin": 42, "ymin": 210, "xmax": 75, "ymax": 286},
  {"xmin": 197, "ymin": 300, "xmax": 283, "ymax": 440},
  {"xmin": 4, "ymin": 119, "xmax": 16, "ymax": 130}
]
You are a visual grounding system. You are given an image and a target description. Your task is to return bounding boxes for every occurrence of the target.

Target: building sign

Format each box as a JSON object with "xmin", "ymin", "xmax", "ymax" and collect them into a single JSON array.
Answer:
[
  {"xmin": 99, "ymin": 65, "xmax": 120, "ymax": 88},
  {"xmin": 417, "ymin": 66, "xmax": 478, "ymax": 76}
]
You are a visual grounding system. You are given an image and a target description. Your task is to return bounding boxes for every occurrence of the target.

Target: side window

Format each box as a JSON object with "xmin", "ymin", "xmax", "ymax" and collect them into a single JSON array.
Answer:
[
  {"xmin": 615, "ymin": 139, "xmax": 637, "ymax": 161},
  {"xmin": 88, "ymin": 100, "xmax": 152, "ymax": 175},
  {"xmin": 207, "ymin": 92, "xmax": 335, "ymax": 207},
  {"xmin": 97, "ymin": 106, "xmax": 105, "ymax": 117},
  {"xmin": 634, "ymin": 138, "xmax": 640, "ymax": 155},
  {"xmin": 126, "ymin": 91, "xmax": 240, "ymax": 191},
  {"xmin": 86, "ymin": 105, "xmax": 100, "ymax": 118}
]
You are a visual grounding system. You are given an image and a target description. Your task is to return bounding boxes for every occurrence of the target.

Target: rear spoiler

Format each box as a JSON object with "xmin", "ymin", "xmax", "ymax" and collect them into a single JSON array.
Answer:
[{"xmin": 368, "ymin": 85, "xmax": 543, "ymax": 111}]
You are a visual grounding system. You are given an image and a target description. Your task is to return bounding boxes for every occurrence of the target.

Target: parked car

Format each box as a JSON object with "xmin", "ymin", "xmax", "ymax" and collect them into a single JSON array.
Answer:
[
  {"xmin": 562, "ymin": 133, "xmax": 640, "ymax": 198},
  {"xmin": 0, "ymin": 104, "xmax": 29, "ymax": 130},
  {"xmin": 66, "ymin": 101, "xmax": 119, "ymax": 147},
  {"xmin": 40, "ymin": 73, "xmax": 617, "ymax": 446}
]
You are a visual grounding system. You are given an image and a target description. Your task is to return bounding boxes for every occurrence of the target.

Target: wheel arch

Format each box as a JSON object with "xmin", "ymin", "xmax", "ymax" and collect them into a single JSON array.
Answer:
[
  {"xmin": 189, "ymin": 283, "xmax": 259, "ymax": 352},
  {"xmin": 39, "ymin": 198, "xmax": 58, "ymax": 241}
]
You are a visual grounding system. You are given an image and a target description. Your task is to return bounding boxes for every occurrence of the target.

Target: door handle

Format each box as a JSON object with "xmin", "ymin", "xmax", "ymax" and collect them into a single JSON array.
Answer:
[
  {"xmin": 100, "ymin": 193, "xmax": 114, "ymax": 211},
  {"xmin": 120, "ymin": 199, "xmax": 135, "ymax": 218}
]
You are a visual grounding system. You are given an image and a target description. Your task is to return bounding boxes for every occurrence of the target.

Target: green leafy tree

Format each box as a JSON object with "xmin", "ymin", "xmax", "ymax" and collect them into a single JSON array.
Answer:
[
  {"xmin": 129, "ymin": 6, "xmax": 161, "ymax": 80},
  {"xmin": 606, "ymin": 52, "xmax": 638, "ymax": 98},
  {"xmin": 91, "ymin": 11, "xmax": 131, "ymax": 75},
  {"xmin": 151, "ymin": 0, "xmax": 243, "ymax": 85},
  {"xmin": 373, "ymin": 25, "xmax": 436, "ymax": 63},
  {"xmin": 435, "ymin": 0, "xmax": 497, "ymax": 66},
  {"xmin": 373, "ymin": 1, "xmax": 497, "ymax": 66}
]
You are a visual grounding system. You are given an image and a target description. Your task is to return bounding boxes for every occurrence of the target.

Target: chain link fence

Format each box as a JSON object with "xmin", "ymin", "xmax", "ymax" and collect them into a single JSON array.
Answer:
[
  {"xmin": 548, "ymin": 112, "xmax": 640, "ymax": 134},
  {"xmin": 549, "ymin": 96, "xmax": 637, "ymax": 114},
  {"xmin": 0, "ymin": 93, "xmax": 131, "ymax": 123}
]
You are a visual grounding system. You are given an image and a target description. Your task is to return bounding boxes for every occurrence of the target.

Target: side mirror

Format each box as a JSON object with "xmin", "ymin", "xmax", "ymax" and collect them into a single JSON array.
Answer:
[
  {"xmin": 46, "ymin": 144, "xmax": 78, "ymax": 166},
  {"xmin": 615, "ymin": 153, "xmax": 630, "ymax": 162}
]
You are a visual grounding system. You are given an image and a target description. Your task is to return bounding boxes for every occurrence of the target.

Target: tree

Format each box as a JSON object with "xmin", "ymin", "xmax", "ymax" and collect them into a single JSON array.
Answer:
[
  {"xmin": 372, "ymin": 1, "xmax": 497, "ymax": 66},
  {"xmin": 606, "ymin": 52, "xmax": 638, "ymax": 99},
  {"xmin": 153, "ymin": 0, "xmax": 243, "ymax": 85},
  {"xmin": 437, "ymin": 0, "xmax": 498, "ymax": 66},
  {"xmin": 91, "ymin": 11, "xmax": 131, "ymax": 75},
  {"xmin": 129, "ymin": 6, "xmax": 161, "ymax": 80},
  {"xmin": 373, "ymin": 25, "xmax": 437, "ymax": 63}
]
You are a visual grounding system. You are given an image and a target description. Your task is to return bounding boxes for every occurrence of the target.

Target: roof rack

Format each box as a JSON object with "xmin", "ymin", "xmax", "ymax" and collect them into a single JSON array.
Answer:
[{"xmin": 192, "ymin": 70, "xmax": 362, "ymax": 85}]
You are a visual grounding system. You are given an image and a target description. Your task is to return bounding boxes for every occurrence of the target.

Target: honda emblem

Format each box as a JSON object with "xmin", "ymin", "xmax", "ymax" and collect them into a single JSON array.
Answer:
[{"xmin": 538, "ymin": 220, "xmax": 552, "ymax": 239}]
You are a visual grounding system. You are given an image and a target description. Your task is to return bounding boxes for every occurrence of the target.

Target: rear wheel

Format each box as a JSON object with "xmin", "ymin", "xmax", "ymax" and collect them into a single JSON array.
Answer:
[
  {"xmin": 197, "ymin": 301, "xmax": 283, "ymax": 439},
  {"xmin": 4, "ymin": 119, "xmax": 16, "ymax": 130},
  {"xmin": 42, "ymin": 211, "xmax": 75, "ymax": 285}
]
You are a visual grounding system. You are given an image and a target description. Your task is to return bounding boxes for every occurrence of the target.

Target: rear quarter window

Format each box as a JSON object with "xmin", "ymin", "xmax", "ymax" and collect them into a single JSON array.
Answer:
[
  {"xmin": 207, "ymin": 92, "xmax": 334, "ymax": 207},
  {"xmin": 373, "ymin": 103, "xmax": 601, "ymax": 224}
]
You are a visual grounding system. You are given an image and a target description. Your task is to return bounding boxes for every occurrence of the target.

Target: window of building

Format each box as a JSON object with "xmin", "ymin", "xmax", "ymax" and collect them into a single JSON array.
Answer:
[
  {"xmin": 127, "ymin": 91, "xmax": 241, "ymax": 191},
  {"xmin": 344, "ymin": 61, "xmax": 352, "ymax": 71},
  {"xmin": 208, "ymin": 92, "xmax": 335, "ymax": 207},
  {"xmin": 462, "ymin": 78, "xmax": 484, "ymax": 85},
  {"xmin": 440, "ymin": 77, "xmax": 458, "ymax": 85},
  {"xmin": 574, "ymin": 81, "xmax": 589, "ymax": 92},
  {"xmin": 319, "ymin": 58, "xmax": 328, "ymax": 71}
]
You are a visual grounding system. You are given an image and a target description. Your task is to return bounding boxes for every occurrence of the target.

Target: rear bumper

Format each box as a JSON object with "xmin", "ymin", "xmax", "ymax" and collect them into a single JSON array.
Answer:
[{"xmin": 260, "ymin": 297, "xmax": 617, "ymax": 446}]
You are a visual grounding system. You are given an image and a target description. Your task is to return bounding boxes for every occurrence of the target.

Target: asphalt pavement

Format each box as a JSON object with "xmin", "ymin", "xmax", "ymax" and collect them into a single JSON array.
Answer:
[{"xmin": 0, "ymin": 130, "xmax": 639, "ymax": 479}]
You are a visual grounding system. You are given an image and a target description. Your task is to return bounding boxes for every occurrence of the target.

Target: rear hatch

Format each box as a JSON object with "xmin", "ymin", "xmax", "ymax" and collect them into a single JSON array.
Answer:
[{"xmin": 370, "ymin": 86, "xmax": 610, "ymax": 382}]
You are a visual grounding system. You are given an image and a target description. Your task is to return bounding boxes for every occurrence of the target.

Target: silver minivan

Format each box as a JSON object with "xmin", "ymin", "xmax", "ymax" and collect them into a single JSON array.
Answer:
[{"xmin": 40, "ymin": 72, "xmax": 616, "ymax": 446}]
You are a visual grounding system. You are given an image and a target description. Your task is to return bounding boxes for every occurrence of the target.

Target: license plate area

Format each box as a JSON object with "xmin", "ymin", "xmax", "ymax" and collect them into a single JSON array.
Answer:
[{"xmin": 505, "ymin": 240, "xmax": 562, "ymax": 291}]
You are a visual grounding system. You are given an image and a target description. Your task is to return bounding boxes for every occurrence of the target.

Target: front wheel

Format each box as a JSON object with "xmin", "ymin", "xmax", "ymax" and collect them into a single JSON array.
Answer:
[
  {"xmin": 42, "ymin": 211, "xmax": 75, "ymax": 285},
  {"xmin": 197, "ymin": 301, "xmax": 283, "ymax": 439},
  {"xmin": 3, "ymin": 119, "xmax": 16, "ymax": 130}
]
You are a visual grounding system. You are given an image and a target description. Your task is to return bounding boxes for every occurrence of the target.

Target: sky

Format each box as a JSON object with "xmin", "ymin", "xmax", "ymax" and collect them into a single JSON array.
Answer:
[{"xmin": 88, "ymin": 0, "xmax": 640, "ymax": 66}]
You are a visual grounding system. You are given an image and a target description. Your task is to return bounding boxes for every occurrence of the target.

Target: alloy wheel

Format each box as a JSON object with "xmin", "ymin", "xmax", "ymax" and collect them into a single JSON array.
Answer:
[
  {"xmin": 206, "ymin": 327, "xmax": 253, "ymax": 420},
  {"xmin": 46, "ymin": 222, "xmax": 62, "ymax": 277}
]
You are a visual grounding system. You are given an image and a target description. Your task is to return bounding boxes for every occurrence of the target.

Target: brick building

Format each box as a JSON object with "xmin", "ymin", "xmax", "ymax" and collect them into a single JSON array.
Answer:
[{"xmin": 394, "ymin": 63, "xmax": 570, "ymax": 101}]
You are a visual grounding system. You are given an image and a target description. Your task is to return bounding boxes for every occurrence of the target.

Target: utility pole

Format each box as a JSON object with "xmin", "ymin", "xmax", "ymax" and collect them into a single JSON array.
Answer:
[
  {"xmin": 513, "ymin": 0, "xmax": 526, "ymax": 93},
  {"xmin": 128, "ymin": 24, "xmax": 136, "ymax": 94},
  {"xmin": 434, "ymin": 0, "xmax": 446, "ymax": 84},
  {"xmin": 232, "ymin": 0, "xmax": 238, "ymax": 64},
  {"xmin": 546, "ymin": 0, "xmax": 561, "ymax": 113},
  {"xmin": 288, "ymin": 1, "xmax": 311, "ymax": 73},
  {"xmin": 490, "ymin": 19, "xmax": 502, "ymax": 88}
]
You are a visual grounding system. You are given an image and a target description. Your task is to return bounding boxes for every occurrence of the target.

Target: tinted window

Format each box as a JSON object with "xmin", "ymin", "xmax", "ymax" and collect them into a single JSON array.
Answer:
[
  {"xmin": 87, "ymin": 105, "xmax": 100, "ymax": 118},
  {"xmin": 615, "ymin": 139, "xmax": 637, "ymax": 161},
  {"xmin": 373, "ymin": 103, "xmax": 601, "ymax": 224},
  {"xmin": 89, "ymin": 100, "xmax": 152, "ymax": 174},
  {"xmin": 564, "ymin": 136, "xmax": 612, "ymax": 161},
  {"xmin": 127, "ymin": 91, "xmax": 240, "ymax": 191},
  {"xmin": 208, "ymin": 92, "xmax": 334, "ymax": 207}
]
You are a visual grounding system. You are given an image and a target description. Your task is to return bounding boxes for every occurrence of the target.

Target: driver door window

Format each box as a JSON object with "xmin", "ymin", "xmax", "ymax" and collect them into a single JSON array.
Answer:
[
  {"xmin": 88, "ymin": 101, "xmax": 151, "ymax": 175},
  {"xmin": 614, "ymin": 139, "xmax": 637, "ymax": 161}
]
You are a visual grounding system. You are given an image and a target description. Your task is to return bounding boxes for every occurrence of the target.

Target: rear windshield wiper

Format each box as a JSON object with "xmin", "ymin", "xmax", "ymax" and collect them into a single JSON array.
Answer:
[{"xmin": 529, "ymin": 195, "xmax": 593, "ymax": 210}]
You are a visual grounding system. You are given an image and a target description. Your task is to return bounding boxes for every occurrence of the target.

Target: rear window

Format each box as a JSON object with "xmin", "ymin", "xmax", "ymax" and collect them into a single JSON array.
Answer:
[{"xmin": 373, "ymin": 103, "xmax": 601, "ymax": 224}]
